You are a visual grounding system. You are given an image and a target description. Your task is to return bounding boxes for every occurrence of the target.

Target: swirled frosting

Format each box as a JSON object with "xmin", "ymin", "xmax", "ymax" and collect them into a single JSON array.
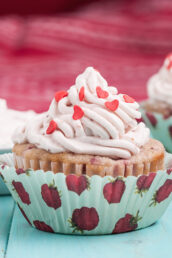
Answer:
[
  {"xmin": 148, "ymin": 53, "xmax": 172, "ymax": 106},
  {"xmin": 13, "ymin": 67, "xmax": 149, "ymax": 159},
  {"xmin": 0, "ymin": 99, "xmax": 35, "ymax": 149}
]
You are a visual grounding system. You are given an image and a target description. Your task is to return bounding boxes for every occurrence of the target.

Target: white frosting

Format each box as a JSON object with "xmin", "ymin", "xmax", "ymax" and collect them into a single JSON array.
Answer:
[
  {"xmin": 148, "ymin": 54, "xmax": 172, "ymax": 106},
  {"xmin": 13, "ymin": 67, "xmax": 150, "ymax": 159},
  {"xmin": 0, "ymin": 99, "xmax": 36, "ymax": 149}
]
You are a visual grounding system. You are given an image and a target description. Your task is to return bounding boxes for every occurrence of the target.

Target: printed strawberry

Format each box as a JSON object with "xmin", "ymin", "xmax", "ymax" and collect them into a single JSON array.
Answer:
[
  {"xmin": 73, "ymin": 105, "xmax": 84, "ymax": 120},
  {"xmin": 112, "ymin": 211, "xmax": 141, "ymax": 233},
  {"xmin": 96, "ymin": 86, "xmax": 109, "ymax": 99},
  {"xmin": 41, "ymin": 181, "xmax": 61, "ymax": 209},
  {"xmin": 168, "ymin": 126, "xmax": 172, "ymax": 138},
  {"xmin": 66, "ymin": 174, "xmax": 90, "ymax": 195},
  {"xmin": 68, "ymin": 207, "xmax": 99, "ymax": 233},
  {"xmin": 1, "ymin": 163, "xmax": 6, "ymax": 170},
  {"xmin": 136, "ymin": 173, "xmax": 156, "ymax": 197},
  {"xmin": 146, "ymin": 112, "xmax": 157, "ymax": 127},
  {"xmin": 33, "ymin": 220, "xmax": 54, "ymax": 233},
  {"xmin": 136, "ymin": 117, "xmax": 145, "ymax": 124},
  {"xmin": 16, "ymin": 168, "xmax": 25, "ymax": 175},
  {"xmin": 16, "ymin": 168, "xmax": 31, "ymax": 175},
  {"xmin": 150, "ymin": 179, "xmax": 172, "ymax": 206},
  {"xmin": 167, "ymin": 168, "xmax": 172, "ymax": 175},
  {"xmin": 163, "ymin": 109, "xmax": 172, "ymax": 119},
  {"xmin": 18, "ymin": 204, "xmax": 31, "ymax": 225},
  {"xmin": 103, "ymin": 178, "xmax": 126, "ymax": 203},
  {"xmin": 12, "ymin": 180, "xmax": 31, "ymax": 205},
  {"xmin": 0, "ymin": 165, "xmax": 7, "ymax": 183}
]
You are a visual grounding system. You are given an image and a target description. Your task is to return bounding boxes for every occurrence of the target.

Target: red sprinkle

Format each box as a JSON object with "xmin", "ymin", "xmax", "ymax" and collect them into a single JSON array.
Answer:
[
  {"xmin": 123, "ymin": 94, "xmax": 135, "ymax": 103},
  {"xmin": 166, "ymin": 53, "xmax": 172, "ymax": 70},
  {"xmin": 73, "ymin": 105, "xmax": 84, "ymax": 120},
  {"xmin": 96, "ymin": 86, "xmax": 109, "ymax": 99},
  {"xmin": 105, "ymin": 99, "xmax": 119, "ymax": 111},
  {"xmin": 55, "ymin": 91, "xmax": 68, "ymax": 102},
  {"xmin": 46, "ymin": 120, "xmax": 57, "ymax": 134},
  {"xmin": 79, "ymin": 87, "xmax": 85, "ymax": 101}
]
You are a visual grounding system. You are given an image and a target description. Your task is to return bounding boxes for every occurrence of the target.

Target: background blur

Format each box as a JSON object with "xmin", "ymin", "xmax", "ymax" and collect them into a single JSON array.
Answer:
[{"xmin": 0, "ymin": 0, "xmax": 171, "ymax": 112}]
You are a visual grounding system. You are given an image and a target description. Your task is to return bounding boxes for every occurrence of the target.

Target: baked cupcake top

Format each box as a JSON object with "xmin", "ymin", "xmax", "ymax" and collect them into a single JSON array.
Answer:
[
  {"xmin": 13, "ymin": 67, "xmax": 149, "ymax": 159},
  {"xmin": 0, "ymin": 99, "xmax": 35, "ymax": 149},
  {"xmin": 148, "ymin": 53, "xmax": 172, "ymax": 106}
]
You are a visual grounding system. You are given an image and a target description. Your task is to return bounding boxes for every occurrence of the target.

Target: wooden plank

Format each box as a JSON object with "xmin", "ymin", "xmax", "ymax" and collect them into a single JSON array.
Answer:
[
  {"xmin": 0, "ymin": 197, "xmax": 14, "ymax": 258},
  {"xmin": 6, "ymin": 203, "xmax": 172, "ymax": 258}
]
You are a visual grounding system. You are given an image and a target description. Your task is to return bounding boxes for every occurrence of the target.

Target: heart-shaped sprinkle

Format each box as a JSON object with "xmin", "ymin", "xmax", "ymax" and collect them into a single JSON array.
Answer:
[
  {"xmin": 46, "ymin": 120, "xmax": 58, "ymax": 134},
  {"xmin": 166, "ymin": 54, "xmax": 172, "ymax": 70},
  {"xmin": 123, "ymin": 94, "xmax": 135, "ymax": 103},
  {"xmin": 55, "ymin": 91, "xmax": 68, "ymax": 102},
  {"xmin": 79, "ymin": 87, "xmax": 85, "ymax": 101},
  {"xmin": 105, "ymin": 99, "xmax": 119, "ymax": 111},
  {"xmin": 73, "ymin": 105, "xmax": 84, "ymax": 120},
  {"xmin": 96, "ymin": 86, "xmax": 109, "ymax": 99}
]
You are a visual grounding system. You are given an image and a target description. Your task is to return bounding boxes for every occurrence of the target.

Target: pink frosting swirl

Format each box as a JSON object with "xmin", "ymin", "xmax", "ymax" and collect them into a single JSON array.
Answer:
[{"xmin": 13, "ymin": 67, "xmax": 149, "ymax": 159}]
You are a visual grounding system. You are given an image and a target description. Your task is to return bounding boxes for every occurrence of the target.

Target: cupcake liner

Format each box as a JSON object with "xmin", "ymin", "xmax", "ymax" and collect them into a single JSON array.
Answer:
[
  {"xmin": 0, "ymin": 151, "xmax": 11, "ymax": 195},
  {"xmin": 0, "ymin": 153, "xmax": 172, "ymax": 235},
  {"xmin": 140, "ymin": 105, "xmax": 172, "ymax": 153}
]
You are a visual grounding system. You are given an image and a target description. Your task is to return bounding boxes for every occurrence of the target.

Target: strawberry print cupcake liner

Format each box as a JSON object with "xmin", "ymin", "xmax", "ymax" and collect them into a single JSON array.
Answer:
[
  {"xmin": 0, "ymin": 153, "xmax": 172, "ymax": 235},
  {"xmin": 140, "ymin": 106, "xmax": 172, "ymax": 153},
  {"xmin": 0, "ymin": 152, "xmax": 12, "ymax": 195}
]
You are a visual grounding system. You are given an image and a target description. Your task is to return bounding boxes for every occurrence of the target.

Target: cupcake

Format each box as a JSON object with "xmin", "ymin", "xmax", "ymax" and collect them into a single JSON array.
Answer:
[
  {"xmin": 141, "ymin": 53, "xmax": 172, "ymax": 152},
  {"xmin": 0, "ymin": 99, "xmax": 35, "ymax": 194},
  {"xmin": 12, "ymin": 67, "xmax": 164, "ymax": 177},
  {"xmin": 1, "ymin": 67, "xmax": 171, "ymax": 235}
]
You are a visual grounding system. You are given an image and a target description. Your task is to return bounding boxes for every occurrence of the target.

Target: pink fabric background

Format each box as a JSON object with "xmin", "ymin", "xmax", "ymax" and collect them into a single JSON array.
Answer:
[{"xmin": 0, "ymin": 0, "xmax": 171, "ymax": 112}]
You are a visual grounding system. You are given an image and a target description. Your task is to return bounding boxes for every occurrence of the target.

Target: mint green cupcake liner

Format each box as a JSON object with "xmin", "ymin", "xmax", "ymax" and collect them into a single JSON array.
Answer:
[
  {"xmin": 0, "ymin": 150, "xmax": 11, "ymax": 195},
  {"xmin": 0, "ymin": 153, "xmax": 172, "ymax": 235},
  {"xmin": 140, "ymin": 106, "xmax": 172, "ymax": 153}
]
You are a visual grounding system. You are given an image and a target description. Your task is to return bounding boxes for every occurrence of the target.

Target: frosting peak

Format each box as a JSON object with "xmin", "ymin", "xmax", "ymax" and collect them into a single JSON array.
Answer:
[
  {"xmin": 148, "ymin": 54, "xmax": 172, "ymax": 105},
  {"xmin": 13, "ymin": 67, "xmax": 149, "ymax": 159}
]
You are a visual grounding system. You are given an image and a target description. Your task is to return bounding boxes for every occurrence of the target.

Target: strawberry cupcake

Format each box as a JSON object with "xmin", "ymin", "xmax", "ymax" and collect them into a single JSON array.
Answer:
[
  {"xmin": 12, "ymin": 67, "xmax": 164, "ymax": 177},
  {"xmin": 141, "ymin": 53, "xmax": 172, "ymax": 152},
  {"xmin": 0, "ymin": 67, "xmax": 171, "ymax": 235}
]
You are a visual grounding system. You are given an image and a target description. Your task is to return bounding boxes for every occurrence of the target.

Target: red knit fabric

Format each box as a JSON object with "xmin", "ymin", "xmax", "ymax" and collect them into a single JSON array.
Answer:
[{"xmin": 0, "ymin": 0, "xmax": 171, "ymax": 112}]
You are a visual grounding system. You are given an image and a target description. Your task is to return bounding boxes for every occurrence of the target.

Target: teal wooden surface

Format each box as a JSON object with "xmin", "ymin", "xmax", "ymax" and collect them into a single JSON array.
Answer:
[
  {"xmin": 3, "ymin": 201, "xmax": 172, "ymax": 258},
  {"xmin": 0, "ymin": 177, "xmax": 9, "ymax": 195},
  {"xmin": 0, "ymin": 197, "xmax": 14, "ymax": 258}
]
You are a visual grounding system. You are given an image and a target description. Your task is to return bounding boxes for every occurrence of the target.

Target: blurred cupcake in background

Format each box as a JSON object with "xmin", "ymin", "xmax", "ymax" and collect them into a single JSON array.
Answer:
[
  {"xmin": 0, "ymin": 99, "xmax": 36, "ymax": 153},
  {"xmin": 141, "ymin": 53, "xmax": 172, "ymax": 152},
  {"xmin": 0, "ymin": 99, "xmax": 36, "ymax": 194}
]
